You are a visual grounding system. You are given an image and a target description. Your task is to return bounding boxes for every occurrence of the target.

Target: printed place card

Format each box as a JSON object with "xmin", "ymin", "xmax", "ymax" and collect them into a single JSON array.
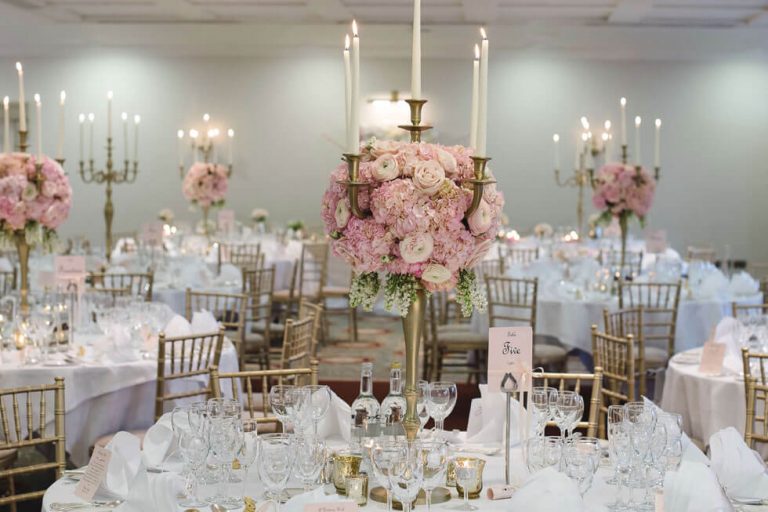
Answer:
[
  {"xmin": 218, "ymin": 209, "xmax": 236, "ymax": 233},
  {"xmin": 55, "ymin": 255, "xmax": 86, "ymax": 276},
  {"xmin": 304, "ymin": 502, "xmax": 358, "ymax": 512},
  {"xmin": 139, "ymin": 221, "xmax": 165, "ymax": 245},
  {"xmin": 74, "ymin": 445, "xmax": 111, "ymax": 501},
  {"xmin": 698, "ymin": 342, "xmax": 726, "ymax": 375},
  {"xmin": 487, "ymin": 326, "xmax": 533, "ymax": 393}
]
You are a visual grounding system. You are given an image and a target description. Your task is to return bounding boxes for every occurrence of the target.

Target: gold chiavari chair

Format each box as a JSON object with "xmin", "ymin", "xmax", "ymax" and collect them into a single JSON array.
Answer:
[
  {"xmin": 474, "ymin": 258, "xmax": 504, "ymax": 279},
  {"xmin": 0, "ymin": 377, "xmax": 65, "ymax": 512},
  {"xmin": 763, "ymin": 278, "xmax": 768, "ymax": 299},
  {"xmin": 741, "ymin": 348, "xmax": 768, "ymax": 451},
  {"xmin": 274, "ymin": 242, "xmax": 329, "ymax": 319},
  {"xmin": 618, "ymin": 280, "xmax": 681, "ymax": 361},
  {"xmin": 242, "ymin": 266, "xmax": 281, "ymax": 370},
  {"xmin": 321, "ymin": 270, "xmax": 359, "ymax": 344},
  {"xmin": 0, "ymin": 268, "xmax": 16, "ymax": 296},
  {"xmin": 592, "ymin": 326, "xmax": 635, "ymax": 438},
  {"xmin": 299, "ymin": 299, "xmax": 324, "ymax": 359},
  {"xmin": 486, "ymin": 275, "xmax": 568, "ymax": 371},
  {"xmin": 500, "ymin": 246, "xmax": 541, "ymax": 268},
  {"xmin": 155, "ymin": 329, "xmax": 225, "ymax": 420},
  {"xmin": 185, "ymin": 289, "xmax": 247, "ymax": 369},
  {"xmin": 281, "ymin": 316, "xmax": 315, "ymax": 372},
  {"xmin": 600, "ymin": 248, "xmax": 644, "ymax": 277},
  {"xmin": 217, "ymin": 242, "xmax": 262, "ymax": 273},
  {"xmin": 425, "ymin": 291, "xmax": 488, "ymax": 382},
  {"xmin": 732, "ymin": 303, "xmax": 768, "ymax": 320},
  {"xmin": 603, "ymin": 308, "xmax": 651, "ymax": 397},
  {"xmin": 88, "ymin": 271, "xmax": 154, "ymax": 301},
  {"xmin": 530, "ymin": 368, "xmax": 604, "ymax": 438},
  {"xmin": 209, "ymin": 363, "xmax": 318, "ymax": 431},
  {"xmin": 88, "ymin": 286, "xmax": 132, "ymax": 305},
  {"xmin": 687, "ymin": 246, "xmax": 716, "ymax": 263}
]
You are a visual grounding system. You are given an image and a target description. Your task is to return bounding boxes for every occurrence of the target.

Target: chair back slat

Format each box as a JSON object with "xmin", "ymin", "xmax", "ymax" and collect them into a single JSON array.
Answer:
[
  {"xmin": 297, "ymin": 242, "xmax": 329, "ymax": 301},
  {"xmin": 526, "ymin": 369, "xmax": 603, "ymax": 438},
  {"xmin": 618, "ymin": 281, "xmax": 681, "ymax": 359},
  {"xmin": 88, "ymin": 271, "xmax": 154, "ymax": 301},
  {"xmin": 473, "ymin": 258, "xmax": 503, "ymax": 280},
  {"xmin": 281, "ymin": 316, "xmax": 315, "ymax": 373},
  {"xmin": 218, "ymin": 242, "xmax": 262, "ymax": 273},
  {"xmin": 485, "ymin": 276, "xmax": 538, "ymax": 331},
  {"xmin": 687, "ymin": 246, "xmax": 716, "ymax": 263},
  {"xmin": 732, "ymin": 303, "xmax": 768, "ymax": 320},
  {"xmin": 299, "ymin": 299, "xmax": 324, "ymax": 358},
  {"xmin": 742, "ymin": 348, "xmax": 768, "ymax": 450},
  {"xmin": 499, "ymin": 246, "xmax": 541, "ymax": 269},
  {"xmin": 592, "ymin": 326, "xmax": 635, "ymax": 437},
  {"xmin": 185, "ymin": 289, "xmax": 247, "ymax": 366},
  {"xmin": 600, "ymin": 249, "xmax": 644, "ymax": 277}
]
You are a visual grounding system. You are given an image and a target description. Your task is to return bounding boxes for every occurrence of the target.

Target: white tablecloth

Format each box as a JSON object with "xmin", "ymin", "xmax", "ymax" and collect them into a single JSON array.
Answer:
[{"xmin": 0, "ymin": 343, "xmax": 238, "ymax": 466}]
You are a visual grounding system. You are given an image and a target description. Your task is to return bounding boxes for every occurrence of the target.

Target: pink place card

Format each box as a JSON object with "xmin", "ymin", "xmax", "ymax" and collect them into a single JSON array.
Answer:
[
  {"xmin": 655, "ymin": 490, "xmax": 665, "ymax": 512},
  {"xmin": 218, "ymin": 209, "xmax": 236, "ymax": 233},
  {"xmin": 645, "ymin": 229, "xmax": 668, "ymax": 254},
  {"xmin": 304, "ymin": 503, "xmax": 358, "ymax": 512},
  {"xmin": 55, "ymin": 255, "xmax": 86, "ymax": 275},
  {"xmin": 698, "ymin": 342, "xmax": 726, "ymax": 375},
  {"xmin": 487, "ymin": 326, "xmax": 533, "ymax": 393},
  {"xmin": 74, "ymin": 445, "xmax": 111, "ymax": 501},
  {"xmin": 139, "ymin": 221, "xmax": 164, "ymax": 246}
]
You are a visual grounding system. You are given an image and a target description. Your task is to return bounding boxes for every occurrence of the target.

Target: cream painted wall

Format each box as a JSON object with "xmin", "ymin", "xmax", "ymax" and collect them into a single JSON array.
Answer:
[{"xmin": 0, "ymin": 50, "xmax": 767, "ymax": 260}]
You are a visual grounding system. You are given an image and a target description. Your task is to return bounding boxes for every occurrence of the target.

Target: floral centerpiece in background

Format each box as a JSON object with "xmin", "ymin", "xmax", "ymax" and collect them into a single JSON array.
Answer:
[
  {"xmin": 321, "ymin": 138, "xmax": 504, "ymax": 316},
  {"xmin": 157, "ymin": 208, "xmax": 175, "ymax": 225},
  {"xmin": 0, "ymin": 153, "xmax": 72, "ymax": 312},
  {"xmin": 592, "ymin": 162, "xmax": 656, "ymax": 268},
  {"xmin": 182, "ymin": 162, "xmax": 228, "ymax": 236},
  {"xmin": 251, "ymin": 208, "xmax": 269, "ymax": 234},
  {"xmin": 286, "ymin": 220, "xmax": 305, "ymax": 240}
]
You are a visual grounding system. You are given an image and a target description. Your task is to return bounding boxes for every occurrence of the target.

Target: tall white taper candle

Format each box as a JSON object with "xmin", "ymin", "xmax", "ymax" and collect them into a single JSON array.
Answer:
[
  {"xmin": 620, "ymin": 97, "xmax": 627, "ymax": 146},
  {"xmin": 654, "ymin": 118, "xmax": 661, "ymax": 168},
  {"xmin": 350, "ymin": 20, "xmax": 360, "ymax": 155},
  {"xmin": 56, "ymin": 91, "xmax": 66, "ymax": 159},
  {"xmin": 343, "ymin": 35, "xmax": 352, "ymax": 152},
  {"xmin": 3, "ymin": 97, "xmax": 9, "ymax": 153},
  {"xmin": 411, "ymin": 0, "xmax": 421, "ymax": 99},
  {"xmin": 477, "ymin": 27, "xmax": 489, "ymax": 157},
  {"xmin": 34, "ymin": 94, "xmax": 42, "ymax": 161},
  {"xmin": 552, "ymin": 134, "xmax": 560, "ymax": 170},
  {"xmin": 470, "ymin": 44, "xmax": 480, "ymax": 149},
  {"xmin": 16, "ymin": 63, "xmax": 26, "ymax": 132},
  {"xmin": 78, "ymin": 114, "xmax": 85, "ymax": 162},
  {"xmin": 133, "ymin": 115, "xmax": 140, "ymax": 162},
  {"xmin": 634, "ymin": 116, "xmax": 642, "ymax": 165}
]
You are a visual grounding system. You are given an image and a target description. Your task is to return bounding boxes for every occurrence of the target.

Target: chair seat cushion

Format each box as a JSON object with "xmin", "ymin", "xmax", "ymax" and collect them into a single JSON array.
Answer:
[
  {"xmin": 0, "ymin": 448, "xmax": 17, "ymax": 468},
  {"xmin": 94, "ymin": 430, "xmax": 147, "ymax": 450},
  {"xmin": 644, "ymin": 347, "xmax": 669, "ymax": 367}
]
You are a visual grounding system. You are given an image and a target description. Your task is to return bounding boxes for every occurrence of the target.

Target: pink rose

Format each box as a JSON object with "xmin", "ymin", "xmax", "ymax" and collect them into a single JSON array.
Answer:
[
  {"xmin": 399, "ymin": 233, "xmax": 434, "ymax": 264},
  {"xmin": 467, "ymin": 200, "xmax": 492, "ymax": 235},
  {"xmin": 372, "ymin": 154, "xmax": 399, "ymax": 181},
  {"xmin": 412, "ymin": 160, "xmax": 445, "ymax": 195},
  {"xmin": 436, "ymin": 147, "xmax": 457, "ymax": 177},
  {"xmin": 369, "ymin": 140, "xmax": 401, "ymax": 158}
]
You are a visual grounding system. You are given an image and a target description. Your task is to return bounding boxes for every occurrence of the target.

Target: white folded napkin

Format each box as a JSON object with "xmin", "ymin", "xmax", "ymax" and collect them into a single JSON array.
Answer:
[
  {"xmin": 713, "ymin": 317, "xmax": 744, "ymax": 374},
  {"xmin": 103, "ymin": 432, "xmax": 143, "ymax": 499},
  {"xmin": 141, "ymin": 422, "xmax": 174, "ymax": 468},
  {"xmin": 663, "ymin": 461, "xmax": 733, "ymax": 512},
  {"xmin": 465, "ymin": 385, "xmax": 524, "ymax": 445},
  {"xmin": 641, "ymin": 396, "xmax": 708, "ymax": 464},
  {"xmin": 114, "ymin": 462, "xmax": 183, "ymax": 512},
  {"xmin": 728, "ymin": 271, "xmax": 759, "ymax": 297},
  {"xmin": 191, "ymin": 309, "xmax": 220, "ymax": 334},
  {"xmin": 709, "ymin": 427, "xmax": 768, "ymax": 500},
  {"xmin": 163, "ymin": 315, "xmax": 191, "ymax": 338},
  {"xmin": 508, "ymin": 467, "xmax": 584, "ymax": 512},
  {"xmin": 316, "ymin": 391, "xmax": 352, "ymax": 443}
]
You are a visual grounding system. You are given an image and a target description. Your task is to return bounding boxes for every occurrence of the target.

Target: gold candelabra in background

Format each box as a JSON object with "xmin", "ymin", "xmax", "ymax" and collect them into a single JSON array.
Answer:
[
  {"xmin": 79, "ymin": 137, "xmax": 138, "ymax": 263},
  {"xmin": 177, "ymin": 114, "xmax": 234, "ymax": 178}
]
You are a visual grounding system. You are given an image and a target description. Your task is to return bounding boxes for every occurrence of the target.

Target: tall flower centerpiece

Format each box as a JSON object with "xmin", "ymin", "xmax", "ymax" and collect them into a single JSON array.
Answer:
[
  {"xmin": 182, "ymin": 162, "xmax": 228, "ymax": 237},
  {"xmin": 591, "ymin": 162, "xmax": 656, "ymax": 269},
  {"xmin": 0, "ymin": 153, "xmax": 72, "ymax": 313}
]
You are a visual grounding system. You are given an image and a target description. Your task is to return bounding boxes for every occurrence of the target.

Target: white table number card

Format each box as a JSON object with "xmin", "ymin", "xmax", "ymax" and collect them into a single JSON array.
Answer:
[
  {"xmin": 304, "ymin": 503, "xmax": 358, "ymax": 512},
  {"xmin": 698, "ymin": 342, "xmax": 726, "ymax": 375},
  {"xmin": 54, "ymin": 255, "xmax": 86, "ymax": 295},
  {"xmin": 218, "ymin": 209, "xmax": 236, "ymax": 233},
  {"xmin": 74, "ymin": 445, "xmax": 111, "ymax": 501},
  {"xmin": 487, "ymin": 326, "xmax": 533, "ymax": 393}
]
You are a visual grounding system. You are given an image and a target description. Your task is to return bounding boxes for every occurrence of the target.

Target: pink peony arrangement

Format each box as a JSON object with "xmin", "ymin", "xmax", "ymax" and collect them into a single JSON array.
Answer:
[
  {"xmin": 592, "ymin": 162, "xmax": 656, "ymax": 222},
  {"xmin": 182, "ymin": 162, "xmax": 229, "ymax": 208},
  {"xmin": 0, "ymin": 152, "xmax": 72, "ymax": 245},
  {"xmin": 322, "ymin": 139, "xmax": 504, "ymax": 314}
]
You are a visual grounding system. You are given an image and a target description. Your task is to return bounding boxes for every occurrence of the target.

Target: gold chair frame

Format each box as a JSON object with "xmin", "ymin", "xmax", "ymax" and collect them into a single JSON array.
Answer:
[
  {"xmin": 742, "ymin": 347, "xmax": 768, "ymax": 451},
  {"xmin": 618, "ymin": 280, "xmax": 681, "ymax": 360},
  {"xmin": 88, "ymin": 271, "xmax": 154, "ymax": 301},
  {"xmin": 530, "ymin": 368, "xmax": 604, "ymax": 439},
  {"xmin": 592, "ymin": 326, "xmax": 635, "ymax": 438}
]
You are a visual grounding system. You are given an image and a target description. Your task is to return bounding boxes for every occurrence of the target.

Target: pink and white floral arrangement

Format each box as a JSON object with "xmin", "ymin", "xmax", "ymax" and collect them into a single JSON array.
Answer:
[
  {"xmin": 0, "ymin": 152, "xmax": 72, "ymax": 247},
  {"xmin": 182, "ymin": 162, "xmax": 229, "ymax": 208},
  {"xmin": 591, "ymin": 162, "xmax": 656, "ymax": 227},
  {"xmin": 321, "ymin": 138, "xmax": 504, "ymax": 315}
]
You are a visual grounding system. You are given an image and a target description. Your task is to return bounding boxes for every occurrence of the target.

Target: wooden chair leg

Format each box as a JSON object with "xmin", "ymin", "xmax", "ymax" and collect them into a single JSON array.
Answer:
[{"xmin": 349, "ymin": 305, "xmax": 358, "ymax": 343}]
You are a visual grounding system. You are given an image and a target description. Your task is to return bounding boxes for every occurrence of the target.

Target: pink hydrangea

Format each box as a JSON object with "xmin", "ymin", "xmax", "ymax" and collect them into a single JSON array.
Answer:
[
  {"xmin": 592, "ymin": 163, "xmax": 655, "ymax": 221},
  {"xmin": 0, "ymin": 153, "xmax": 72, "ymax": 233},
  {"xmin": 322, "ymin": 140, "xmax": 505, "ymax": 290},
  {"xmin": 182, "ymin": 162, "xmax": 229, "ymax": 208}
]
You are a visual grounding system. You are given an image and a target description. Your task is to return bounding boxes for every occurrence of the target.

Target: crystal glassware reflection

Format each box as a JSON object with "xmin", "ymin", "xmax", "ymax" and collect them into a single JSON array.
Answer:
[
  {"xmin": 553, "ymin": 390, "xmax": 580, "ymax": 442},
  {"xmin": 177, "ymin": 430, "xmax": 209, "ymax": 508},
  {"xmin": 371, "ymin": 439, "xmax": 408, "ymax": 512},
  {"xmin": 207, "ymin": 417, "xmax": 241, "ymax": 508},
  {"xmin": 564, "ymin": 443, "xmax": 595, "ymax": 496},
  {"xmin": 426, "ymin": 382, "xmax": 457, "ymax": 434},
  {"xmin": 257, "ymin": 433, "xmax": 295, "ymax": 511},
  {"xmin": 530, "ymin": 386, "xmax": 557, "ymax": 436},
  {"xmin": 388, "ymin": 443, "xmax": 424, "ymax": 512},
  {"xmin": 452, "ymin": 460, "xmax": 479, "ymax": 511},
  {"xmin": 419, "ymin": 439, "xmax": 449, "ymax": 511},
  {"xmin": 294, "ymin": 436, "xmax": 326, "ymax": 493},
  {"xmin": 525, "ymin": 436, "xmax": 562, "ymax": 474},
  {"xmin": 416, "ymin": 380, "xmax": 430, "ymax": 431},
  {"xmin": 302, "ymin": 384, "xmax": 332, "ymax": 436},
  {"xmin": 269, "ymin": 385, "xmax": 296, "ymax": 432}
]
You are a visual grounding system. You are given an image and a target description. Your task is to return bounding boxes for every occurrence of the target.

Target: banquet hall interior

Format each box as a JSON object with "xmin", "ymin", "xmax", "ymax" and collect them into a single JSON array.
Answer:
[{"xmin": 0, "ymin": 0, "xmax": 768, "ymax": 510}]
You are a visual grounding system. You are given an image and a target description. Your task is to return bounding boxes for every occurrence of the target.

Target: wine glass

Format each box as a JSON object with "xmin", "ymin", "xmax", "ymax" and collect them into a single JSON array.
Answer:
[
  {"xmin": 371, "ymin": 439, "xmax": 408, "ymax": 512},
  {"xmin": 177, "ymin": 430, "xmax": 209, "ymax": 507},
  {"xmin": 563, "ymin": 443, "xmax": 595, "ymax": 496},
  {"xmin": 659, "ymin": 412, "xmax": 683, "ymax": 473},
  {"xmin": 566, "ymin": 394, "xmax": 584, "ymax": 438},
  {"xmin": 294, "ymin": 436, "xmax": 326, "ymax": 493},
  {"xmin": 187, "ymin": 401, "xmax": 209, "ymax": 436},
  {"xmin": 525, "ymin": 436, "xmax": 562, "ymax": 474},
  {"xmin": 302, "ymin": 385, "xmax": 332, "ymax": 436},
  {"xmin": 606, "ymin": 404, "xmax": 626, "ymax": 485},
  {"xmin": 235, "ymin": 419, "xmax": 259, "ymax": 502},
  {"xmin": 530, "ymin": 386, "xmax": 557, "ymax": 436},
  {"xmin": 269, "ymin": 385, "xmax": 296, "ymax": 432},
  {"xmin": 553, "ymin": 390, "xmax": 580, "ymax": 442},
  {"xmin": 416, "ymin": 380, "xmax": 430, "ymax": 431},
  {"xmin": 258, "ymin": 434, "xmax": 295, "ymax": 511},
  {"xmin": 207, "ymin": 418, "xmax": 240, "ymax": 507},
  {"xmin": 419, "ymin": 440, "xmax": 449, "ymax": 511},
  {"xmin": 625, "ymin": 402, "xmax": 657, "ymax": 510},
  {"xmin": 426, "ymin": 382, "xmax": 457, "ymax": 434},
  {"xmin": 388, "ymin": 444, "xmax": 424, "ymax": 512}
]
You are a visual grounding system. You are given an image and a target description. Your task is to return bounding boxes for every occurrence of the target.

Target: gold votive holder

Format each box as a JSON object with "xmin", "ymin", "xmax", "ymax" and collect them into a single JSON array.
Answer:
[
  {"xmin": 332, "ymin": 450, "xmax": 362, "ymax": 494},
  {"xmin": 446, "ymin": 459, "xmax": 457, "ymax": 487},
  {"xmin": 454, "ymin": 457, "xmax": 486, "ymax": 499},
  {"xmin": 345, "ymin": 473, "xmax": 368, "ymax": 506}
]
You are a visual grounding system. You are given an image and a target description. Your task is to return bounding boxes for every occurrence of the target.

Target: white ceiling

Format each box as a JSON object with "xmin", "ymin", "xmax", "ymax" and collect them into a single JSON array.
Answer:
[{"xmin": 3, "ymin": 0, "xmax": 768, "ymax": 27}]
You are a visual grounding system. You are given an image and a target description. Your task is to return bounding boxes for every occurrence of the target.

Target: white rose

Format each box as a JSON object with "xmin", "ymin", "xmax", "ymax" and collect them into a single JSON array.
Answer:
[
  {"xmin": 436, "ymin": 148, "xmax": 457, "ymax": 176},
  {"xmin": 373, "ymin": 154, "xmax": 399, "ymax": 181},
  {"xmin": 399, "ymin": 233, "xmax": 434, "ymax": 264},
  {"xmin": 335, "ymin": 200, "xmax": 351, "ymax": 229},
  {"xmin": 422, "ymin": 263, "xmax": 452, "ymax": 284},
  {"xmin": 412, "ymin": 160, "xmax": 445, "ymax": 195},
  {"xmin": 468, "ymin": 200, "xmax": 493, "ymax": 235}
]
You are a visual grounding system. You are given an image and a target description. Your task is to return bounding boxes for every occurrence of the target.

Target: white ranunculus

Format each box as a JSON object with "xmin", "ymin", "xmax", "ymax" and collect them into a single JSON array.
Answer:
[
  {"xmin": 436, "ymin": 147, "xmax": 457, "ymax": 176},
  {"xmin": 412, "ymin": 160, "xmax": 445, "ymax": 195},
  {"xmin": 335, "ymin": 200, "xmax": 351, "ymax": 229},
  {"xmin": 421, "ymin": 263, "xmax": 452, "ymax": 284},
  {"xmin": 468, "ymin": 200, "xmax": 493, "ymax": 235},
  {"xmin": 399, "ymin": 233, "xmax": 434, "ymax": 264},
  {"xmin": 373, "ymin": 154, "xmax": 399, "ymax": 181}
]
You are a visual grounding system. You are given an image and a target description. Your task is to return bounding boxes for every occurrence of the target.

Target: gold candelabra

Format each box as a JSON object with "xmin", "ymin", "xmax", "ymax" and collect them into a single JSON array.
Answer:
[
  {"xmin": 79, "ymin": 137, "xmax": 138, "ymax": 262},
  {"xmin": 178, "ymin": 119, "xmax": 233, "ymax": 178},
  {"xmin": 554, "ymin": 138, "xmax": 605, "ymax": 237}
]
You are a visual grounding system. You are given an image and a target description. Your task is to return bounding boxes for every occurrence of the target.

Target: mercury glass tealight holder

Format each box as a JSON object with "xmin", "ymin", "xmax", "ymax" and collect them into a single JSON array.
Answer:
[
  {"xmin": 332, "ymin": 450, "xmax": 362, "ymax": 494},
  {"xmin": 454, "ymin": 457, "xmax": 486, "ymax": 499},
  {"xmin": 345, "ymin": 473, "xmax": 369, "ymax": 506}
]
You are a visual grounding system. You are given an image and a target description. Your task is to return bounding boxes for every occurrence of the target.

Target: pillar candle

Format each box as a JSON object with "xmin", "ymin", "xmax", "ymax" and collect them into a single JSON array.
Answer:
[
  {"xmin": 78, "ymin": 114, "xmax": 85, "ymax": 162},
  {"xmin": 477, "ymin": 27, "xmax": 489, "ymax": 157},
  {"xmin": 3, "ymin": 97, "xmax": 9, "ymax": 153},
  {"xmin": 56, "ymin": 91, "xmax": 66, "ymax": 159},
  {"xmin": 16, "ymin": 63, "xmax": 26, "ymax": 132},
  {"xmin": 106, "ymin": 91, "xmax": 113, "ymax": 139},
  {"xmin": 133, "ymin": 115, "xmax": 140, "ymax": 162},
  {"xmin": 121, "ymin": 112, "xmax": 128, "ymax": 161},
  {"xmin": 411, "ymin": 0, "xmax": 421, "ymax": 99},
  {"xmin": 88, "ymin": 113, "xmax": 94, "ymax": 161},
  {"xmin": 620, "ymin": 97, "xmax": 627, "ymax": 146},
  {"xmin": 634, "ymin": 116, "xmax": 642, "ymax": 165},
  {"xmin": 654, "ymin": 118, "xmax": 661, "ymax": 168},
  {"xmin": 470, "ymin": 45, "xmax": 479, "ymax": 149},
  {"xmin": 343, "ymin": 35, "xmax": 351, "ymax": 152},
  {"xmin": 33, "ymin": 94, "xmax": 42, "ymax": 161},
  {"xmin": 552, "ymin": 134, "xmax": 560, "ymax": 170},
  {"xmin": 349, "ymin": 20, "xmax": 360, "ymax": 155}
]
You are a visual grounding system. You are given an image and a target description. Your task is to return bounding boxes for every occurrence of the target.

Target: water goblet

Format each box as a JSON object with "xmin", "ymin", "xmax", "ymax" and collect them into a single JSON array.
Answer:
[
  {"xmin": 606, "ymin": 404, "xmax": 627, "ymax": 485},
  {"xmin": 564, "ymin": 443, "xmax": 596, "ymax": 496},
  {"xmin": 294, "ymin": 436, "xmax": 326, "ymax": 493},
  {"xmin": 566, "ymin": 394, "xmax": 585, "ymax": 438},
  {"xmin": 388, "ymin": 444, "xmax": 424, "ymax": 512},
  {"xmin": 525, "ymin": 436, "xmax": 562, "ymax": 474},
  {"xmin": 553, "ymin": 390, "xmax": 580, "ymax": 442},
  {"xmin": 302, "ymin": 384, "xmax": 332, "ymax": 436},
  {"xmin": 418, "ymin": 440, "xmax": 449, "ymax": 511},
  {"xmin": 371, "ymin": 439, "xmax": 408, "ymax": 512},
  {"xmin": 177, "ymin": 430, "xmax": 209, "ymax": 508},
  {"xmin": 207, "ymin": 418, "xmax": 240, "ymax": 507},
  {"xmin": 530, "ymin": 386, "xmax": 557, "ymax": 436},
  {"xmin": 426, "ymin": 382, "xmax": 457, "ymax": 434},
  {"xmin": 269, "ymin": 385, "xmax": 296, "ymax": 432},
  {"xmin": 258, "ymin": 434, "xmax": 295, "ymax": 511},
  {"xmin": 607, "ymin": 422, "xmax": 633, "ymax": 511}
]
